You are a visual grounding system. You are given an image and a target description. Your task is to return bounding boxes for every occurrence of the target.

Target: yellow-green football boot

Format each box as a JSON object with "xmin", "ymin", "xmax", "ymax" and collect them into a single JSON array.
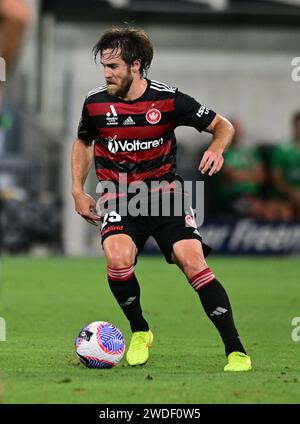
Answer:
[
  {"xmin": 126, "ymin": 330, "xmax": 154, "ymax": 366},
  {"xmin": 224, "ymin": 352, "xmax": 252, "ymax": 372}
]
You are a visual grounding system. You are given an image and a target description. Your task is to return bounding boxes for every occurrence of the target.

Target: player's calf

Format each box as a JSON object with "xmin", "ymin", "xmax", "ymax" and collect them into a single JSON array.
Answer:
[
  {"xmin": 172, "ymin": 241, "xmax": 250, "ymax": 368},
  {"xmin": 107, "ymin": 265, "xmax": 149, "ymax": 333},
  {"xmin": 107, "ymin": 264, "xmax": 151, "ymax": 366},
  {"xmin": 187, "ymin": 267, "xmax": 248, "ymax": 358}
]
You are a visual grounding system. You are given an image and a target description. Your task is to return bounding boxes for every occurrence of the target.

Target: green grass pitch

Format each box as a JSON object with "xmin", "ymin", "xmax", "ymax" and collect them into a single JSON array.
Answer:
[{"xmin": 0, "ymin": 255, "xmax": 299, "ymax": 404}]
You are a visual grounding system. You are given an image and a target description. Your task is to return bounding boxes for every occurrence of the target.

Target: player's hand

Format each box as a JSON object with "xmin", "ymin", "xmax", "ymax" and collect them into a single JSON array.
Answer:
[
  {"xmin": 199, "ymin": 148, "xmax": 224, "ymax": 176},
  {"xmin": 73, "ymin": 192, "xmax": 101, "ymax": 226}
]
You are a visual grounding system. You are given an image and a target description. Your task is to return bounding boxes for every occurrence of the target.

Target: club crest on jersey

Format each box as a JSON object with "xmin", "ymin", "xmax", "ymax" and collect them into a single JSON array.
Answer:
[
  {"xmin": 146, "ymin": 108, "xmax": 161, "ymax": 125},
  {"xmin": 185, "ymin": 214, "xmax": 198, "ymax": 229}
]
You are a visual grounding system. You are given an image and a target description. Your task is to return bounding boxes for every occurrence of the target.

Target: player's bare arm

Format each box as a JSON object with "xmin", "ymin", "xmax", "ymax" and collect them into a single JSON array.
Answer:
[
  {"xmin": 199, "ymin": 114, "xmax": 234, "ymax": 176},
  {"xmin": 71, "ymin": 138, "xmax": 100, "ymax": 226}
]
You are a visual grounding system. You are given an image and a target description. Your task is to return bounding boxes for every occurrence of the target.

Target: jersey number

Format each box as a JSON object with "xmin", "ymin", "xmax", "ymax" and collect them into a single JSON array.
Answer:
[{"xmin": 101, "ymin": 211, "xmax": 122, "ymax": 229}]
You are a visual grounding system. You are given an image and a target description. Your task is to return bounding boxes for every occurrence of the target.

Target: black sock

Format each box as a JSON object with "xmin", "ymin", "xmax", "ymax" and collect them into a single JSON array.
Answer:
[
  {"xmin": 107, "ymin": 265, "xmax": 149, "ymax": 333},
  {"xmin": 190, "ymin": 269, "xmax": 246, "ymax": 356}
]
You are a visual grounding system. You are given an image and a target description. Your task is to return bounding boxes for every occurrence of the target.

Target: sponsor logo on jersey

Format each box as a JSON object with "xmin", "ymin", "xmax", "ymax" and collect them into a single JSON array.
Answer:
[
  {"xmin": 185, "ymin": 214, "xmax": 198, "ymax": 229},
  {"xmin": 196, "ymin": 106, "xmax": 210, "ymax": 118},
  {"xmin": 106, "ymin": 105, "xmax": 119, "ymax": 125},
  {"xmin": 146, "ymin": 108, "xmax": 161, "ymax": 124},
  {"xmin": 107, "ymin": 136, "xmax": 164, "ymax": 153},
  {"xmin": 123, "ymin": 116, "xmax": 136, "ymax": 126},
  {"xmin": 101, "ymin": 225, "xmax": 124, "ymax": 237}
]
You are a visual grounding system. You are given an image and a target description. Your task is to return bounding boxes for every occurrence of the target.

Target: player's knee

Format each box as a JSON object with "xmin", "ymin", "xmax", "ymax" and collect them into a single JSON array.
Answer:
[
  {"xmin": 105, "ymin": 249, "xmax": 134, "ymax": 268},
  {"xmin": 173, "ymin": 240, "xmax": 208, "ymax": 279},
  {"xmin": 178, "ymin": 256, "xmax": 208, "ymax": 280},
  {"xmin": 103, "ymin": 235, "xmax": 136, "ymax": 268}
]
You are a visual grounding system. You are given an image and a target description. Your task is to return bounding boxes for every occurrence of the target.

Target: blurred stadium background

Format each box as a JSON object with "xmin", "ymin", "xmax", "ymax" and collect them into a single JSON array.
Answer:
[{"xmin": 1, "ymin": 0, "xmax": 300, "ymax": 257}]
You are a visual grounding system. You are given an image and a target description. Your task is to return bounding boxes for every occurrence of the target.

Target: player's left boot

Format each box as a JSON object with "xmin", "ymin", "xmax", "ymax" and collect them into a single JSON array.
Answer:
[
  {"xmin": 126, "ymin": 330, "xmax": 153, "ymax": 366},
  {"xmin": 224, "ymin": 351, "xmax": 252, "ymax": 372}
]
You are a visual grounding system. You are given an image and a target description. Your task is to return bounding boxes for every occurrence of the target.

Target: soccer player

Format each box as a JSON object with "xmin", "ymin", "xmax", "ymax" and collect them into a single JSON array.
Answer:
[{"xmin": 71, "ymin": 27, "xmax": 251, "ymax": 371}]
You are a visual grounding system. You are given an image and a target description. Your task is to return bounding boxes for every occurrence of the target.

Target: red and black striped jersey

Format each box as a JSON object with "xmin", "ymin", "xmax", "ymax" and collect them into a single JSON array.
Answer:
[{"xmin": 77, "ymin": 78, "xmax": 216, "ymax": 184}]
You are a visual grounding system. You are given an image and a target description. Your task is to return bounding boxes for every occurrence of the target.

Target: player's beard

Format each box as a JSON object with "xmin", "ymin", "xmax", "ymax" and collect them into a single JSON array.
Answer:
[{"xmin": 107, "ymin": 72, "xmax": 133, "ymax": 98}]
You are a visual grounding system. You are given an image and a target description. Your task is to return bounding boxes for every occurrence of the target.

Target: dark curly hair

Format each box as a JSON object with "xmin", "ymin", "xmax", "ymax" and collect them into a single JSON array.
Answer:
[{"xmin": 93, "ymin": 26, "xmax": 153, "ymax": 77}]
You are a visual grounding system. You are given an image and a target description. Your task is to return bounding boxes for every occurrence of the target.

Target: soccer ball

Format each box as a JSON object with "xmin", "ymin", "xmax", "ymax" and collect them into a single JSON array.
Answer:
[{"xmin": 75, "ymin": 321, "xmax": 125, "ymax": 368}]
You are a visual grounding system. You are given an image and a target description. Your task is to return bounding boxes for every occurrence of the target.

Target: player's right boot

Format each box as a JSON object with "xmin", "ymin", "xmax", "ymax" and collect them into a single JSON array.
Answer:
[
  {"xmin": 224, "ymin": 351, "xmax": 252, "ymax": 372},
  {"xmin": 126, "ymin": 330, "xmax": 154, "ymax": 366}
]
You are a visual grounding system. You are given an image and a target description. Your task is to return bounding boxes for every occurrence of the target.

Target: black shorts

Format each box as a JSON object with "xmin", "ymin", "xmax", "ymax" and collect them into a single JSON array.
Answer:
[{"xmin": 99, "ymin": 187, "xmax": 211, "ymax": 264}]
